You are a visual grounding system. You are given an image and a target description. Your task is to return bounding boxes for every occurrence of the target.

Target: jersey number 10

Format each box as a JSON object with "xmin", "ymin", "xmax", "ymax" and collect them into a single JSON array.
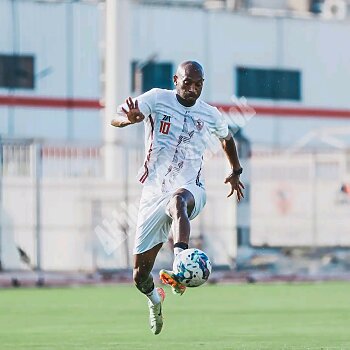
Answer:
[{"xmin": 159, "ymin": 121, "xmax": 171, "ymax": 135}]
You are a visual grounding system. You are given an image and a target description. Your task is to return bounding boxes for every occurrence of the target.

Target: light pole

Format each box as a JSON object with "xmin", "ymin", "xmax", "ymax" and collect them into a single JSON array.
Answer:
[
  {"xmin": 0, "ymin": 136, "xmax": 3, "ymax": 271},
  {"xmin": 103, "ymin": 0, "xmax": 131, "ymax": 180}
]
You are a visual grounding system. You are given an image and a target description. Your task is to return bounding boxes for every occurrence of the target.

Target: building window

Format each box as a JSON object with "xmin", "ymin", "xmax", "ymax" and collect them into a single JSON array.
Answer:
[
  {"xmin": 236, "ymin": 67, "xmax": 301, "ymax": 101},
  {"xmin": 132, "ymin": 61, "xmax": 173, "ymax": 93},
  {"xmin": 237, "ymin": 227, "xmax": 250, "ymax": 247},
  {"xmin": 0, "ymin": 54, "xmax": 35, "ymax": 89}
]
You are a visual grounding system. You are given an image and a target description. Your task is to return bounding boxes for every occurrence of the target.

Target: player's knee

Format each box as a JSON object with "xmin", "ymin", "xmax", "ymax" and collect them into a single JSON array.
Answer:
[{"xmin": 168, "ymin": 194, "xmax": 187, "ymax": 218}]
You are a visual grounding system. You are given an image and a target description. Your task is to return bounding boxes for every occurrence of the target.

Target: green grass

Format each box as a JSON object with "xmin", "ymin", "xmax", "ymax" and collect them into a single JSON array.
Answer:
[{"xmin": 0, "ymin": 282, "xmax": 350, "ymax": 350}]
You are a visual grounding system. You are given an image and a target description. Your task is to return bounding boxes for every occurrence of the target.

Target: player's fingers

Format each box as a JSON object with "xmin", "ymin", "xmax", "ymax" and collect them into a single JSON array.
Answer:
[
  {"xmin": 237, "ymin": 187, "xmax": 243, "ymax": 201},
  {"xmin": 238, "ymin": 187, "xmax": 244, "ymax": 199},
  {"xmin": 227, "ymin": 187, "xmax": 234, "ymax": 198},
  {"xmin": 126, "ymin": 97, "xmax": 133, "ymax": 109},
  {"xmin": 135, "ymin": 99, "xmax": 139, "ymax": 109},
  {"xmin": 239, "ymin": 181, "xmax": 245, "ymax": 189},
  {"xmin": 121, "ymin": 107, "xmax": 128, "ymax": 115}
]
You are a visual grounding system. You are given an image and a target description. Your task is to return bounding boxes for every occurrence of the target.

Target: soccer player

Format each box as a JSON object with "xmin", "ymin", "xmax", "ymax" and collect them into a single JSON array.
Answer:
[{"xmin": 111, "ymin": 61, "xmax": 244, "ymax": 335}]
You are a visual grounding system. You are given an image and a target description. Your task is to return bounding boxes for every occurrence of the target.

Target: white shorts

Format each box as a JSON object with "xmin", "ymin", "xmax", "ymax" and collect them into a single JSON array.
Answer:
[{"xmin": 133, "ymin": 183, "xmax": 207, "ymax": 254}]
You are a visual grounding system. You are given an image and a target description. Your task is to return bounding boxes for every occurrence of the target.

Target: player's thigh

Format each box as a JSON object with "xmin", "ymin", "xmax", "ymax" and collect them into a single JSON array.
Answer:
[
  {"xmin": 180, "ymin": 184, "xmax": 206, "ymax": 220},
  {"xmin": 134, "ymin": 190, "xmax": 172, "ymax": 255},
  {"xmin": 168, "ymin": 188, "xmax": 195, "ymax": 217}
]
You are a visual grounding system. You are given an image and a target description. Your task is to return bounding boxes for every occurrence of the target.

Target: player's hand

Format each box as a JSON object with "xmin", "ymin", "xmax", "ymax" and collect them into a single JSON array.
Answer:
[
  {"xmin": 121, "ymin": 97, "xmax": 145, "ymax": 124},
  {"xmin": 224, "ymin": 173, "xmax": 245, "ymax": 201}
]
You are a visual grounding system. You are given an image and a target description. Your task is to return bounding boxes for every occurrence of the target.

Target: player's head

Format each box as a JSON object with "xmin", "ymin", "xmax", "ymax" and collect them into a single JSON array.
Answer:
[{"xmin": 174, "ymin": 61, "xmax": 204, "ymax": 106}]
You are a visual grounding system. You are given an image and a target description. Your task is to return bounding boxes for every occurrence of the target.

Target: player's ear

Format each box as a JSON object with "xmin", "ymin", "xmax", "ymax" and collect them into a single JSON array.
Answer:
[{"xmin": 173, "ymin": 74, "xmax": 178, "ymax": 85}]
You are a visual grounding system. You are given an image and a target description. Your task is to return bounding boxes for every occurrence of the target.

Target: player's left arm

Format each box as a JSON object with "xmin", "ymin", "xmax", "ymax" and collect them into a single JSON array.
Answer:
[{"xmin": 220, "ymin": 133, "xmax": 245, "ymax": 201}]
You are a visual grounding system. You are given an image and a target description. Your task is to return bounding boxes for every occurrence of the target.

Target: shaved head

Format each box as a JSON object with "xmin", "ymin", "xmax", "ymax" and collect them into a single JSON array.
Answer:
[
  {"xmin": 176, "ymin": 61, "xmax": 204, "ymax": 79},
  {"xmin": 174, "ymin": 61, "xmax": 205, "ymax": 107}
]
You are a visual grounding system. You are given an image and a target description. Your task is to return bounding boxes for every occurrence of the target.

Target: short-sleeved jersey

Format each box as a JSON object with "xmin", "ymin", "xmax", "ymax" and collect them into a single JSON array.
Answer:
[{"xmin": 117, "ymin": 88, "xmax": 229, "ymax": 193}]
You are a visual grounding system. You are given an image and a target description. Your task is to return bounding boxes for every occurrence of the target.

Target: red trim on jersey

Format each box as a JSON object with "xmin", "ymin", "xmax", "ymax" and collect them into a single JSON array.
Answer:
[
  {"xmin": 139, "ymin": 166, "xmax": 149, "ymax": 183},
  {"xmin": 139, "ymin": 143, "xmax": 152, "ymax": 183},
  {"xmin": 139, "ymin": 115, "xmax": 154, "ymax": 184},
  {"xmin": 149, "ymin": 115, "xmax": 154, "ymax": 134},
  {"xmin": 196, "ymin": 165, "xmax": 202, "ymax": 187}
]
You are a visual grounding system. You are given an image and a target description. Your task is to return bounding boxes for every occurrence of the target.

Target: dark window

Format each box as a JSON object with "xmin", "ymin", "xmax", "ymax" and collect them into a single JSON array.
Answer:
[
  {"xmin": 0, "ymin": 54, "xmax": 35, "ymax": 89},
  {"xmin": 132, "ymin": 61, "xmax": 173, "ymax": 93},
  {"xmin": 237, "ymin": 227, "xmax": 250, "ymax": 247},
  {"xmin": 237, "ymin": 67, "xmax": 301, "ymax": 101}
]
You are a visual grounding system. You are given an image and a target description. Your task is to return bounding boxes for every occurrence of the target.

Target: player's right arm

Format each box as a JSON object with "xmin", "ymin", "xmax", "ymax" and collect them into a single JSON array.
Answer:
[
  {"xmin": 111, "ymin": 97, "xmax": 145, "ymax": 128},
  {"xmin": 111, "ymin": 88, "xmax": 158, "ymax": 128}
]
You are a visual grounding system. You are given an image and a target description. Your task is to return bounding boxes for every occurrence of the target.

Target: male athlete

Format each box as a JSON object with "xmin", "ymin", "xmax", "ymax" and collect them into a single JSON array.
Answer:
[{"xmin": 111, "ymin": 61, "xmax": 244, "ymax": 335}]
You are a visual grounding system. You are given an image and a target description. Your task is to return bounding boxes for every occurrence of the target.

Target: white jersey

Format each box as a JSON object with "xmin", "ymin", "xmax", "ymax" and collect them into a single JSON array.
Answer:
[{"xmin": 117, "ymin": 88, "xmax": 229, "ymax": 193}]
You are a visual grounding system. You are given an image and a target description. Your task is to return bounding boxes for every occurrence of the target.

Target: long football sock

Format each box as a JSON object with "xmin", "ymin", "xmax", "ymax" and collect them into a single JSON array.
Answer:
[
  {"xmin": 174, "ymin": 247, "xmax": 183, "ymax": 257},
  {"xmin": 145, "ymin": 283, "xmax": 161, "ymax": 305},
  {"xmin": 137, "ymin": 275, "xmax": 161, "ymax": 305}
]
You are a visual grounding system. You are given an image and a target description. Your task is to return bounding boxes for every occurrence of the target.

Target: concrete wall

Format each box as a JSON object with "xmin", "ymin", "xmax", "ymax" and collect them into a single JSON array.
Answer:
[
  {"xmin": 3, "ymin": 146, "xmax": 350, "ymax": 271},
  {"xmin": 251, "ymin": 151, "xmax": 350, "ymax": 246},
  {"xmin": 1, "ymin": 151, "xmax": 236, "ymax": 271}
]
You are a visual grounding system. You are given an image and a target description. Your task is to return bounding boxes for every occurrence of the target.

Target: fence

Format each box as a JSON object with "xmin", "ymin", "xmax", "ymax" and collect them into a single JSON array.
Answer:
[
  {"xmin": 1, "ymin": 140, "xmax": 102, "ymax": 178},
  {"xmin": 0, "ymin": 138, "xmax": 235, "ymax": 271},
  {"xmin": 1, "ymin": 138, "xmax": 350, "ymax": 272}
]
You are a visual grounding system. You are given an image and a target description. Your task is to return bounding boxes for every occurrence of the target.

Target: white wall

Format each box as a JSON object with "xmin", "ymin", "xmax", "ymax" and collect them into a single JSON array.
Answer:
[
  {"xmin": 132, "ymin": 4, "xmax": 350, "ymax": 147},
  {"xmin": 132, "ymin": 5, "xmax": 350, "ymax": 106},
  {"xmin": 0, "ymin": 0, "xmax": 101, "ymax": 140},
  {"xmin": 1, "ymin": 1, "xmax": 350, "ymax": 145},
  {"xmin": 251, "ymin": 151, "xmax": 350, "ymax": 246},
  {"xmin": 0, "ymin": 1, "xmax": 100, "ymax": 98}
]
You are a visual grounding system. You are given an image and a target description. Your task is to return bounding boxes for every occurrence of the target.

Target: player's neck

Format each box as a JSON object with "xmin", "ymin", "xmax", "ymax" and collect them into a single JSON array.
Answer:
[{"xmin": 176, "ymin": 94, "xmax": 196, "ymax": 108}]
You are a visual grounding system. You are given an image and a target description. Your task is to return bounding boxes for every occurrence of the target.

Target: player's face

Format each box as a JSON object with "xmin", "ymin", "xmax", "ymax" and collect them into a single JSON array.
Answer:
[{"xmin": 174, "ymin": 70, "xmax": 204, "ymax": 105}]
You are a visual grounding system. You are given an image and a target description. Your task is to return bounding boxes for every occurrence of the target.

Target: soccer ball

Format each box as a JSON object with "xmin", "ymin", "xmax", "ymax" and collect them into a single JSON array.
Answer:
[{"xmin": 173, "ymin": 248, "xmax": 212, "ymax": 287}]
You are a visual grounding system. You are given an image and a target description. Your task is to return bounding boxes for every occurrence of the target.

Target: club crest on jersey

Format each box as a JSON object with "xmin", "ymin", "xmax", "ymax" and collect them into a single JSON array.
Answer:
[
  {"xmin": 159, "ymin": 115, "xmax": 172, "ymax": 135},
  {"xmin": 195, "ymin": 119, "xmax": 204, "ymax": 131}
]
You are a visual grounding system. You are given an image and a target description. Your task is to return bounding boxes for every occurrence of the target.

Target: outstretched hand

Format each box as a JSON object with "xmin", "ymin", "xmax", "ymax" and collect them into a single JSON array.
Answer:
[
  {"xmin": 224, "ymin": 173, "xmax": 245, "ymax": 201},
  {"xmin": 121, "ymin": 97, "xmax": 145, "ymax": 124}
]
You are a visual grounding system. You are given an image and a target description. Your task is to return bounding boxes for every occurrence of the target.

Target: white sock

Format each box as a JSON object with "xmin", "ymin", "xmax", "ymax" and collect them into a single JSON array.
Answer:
[
  {"xmin": 174, "ymin": 247, "xmax": 184, "ymax": 258},
  {"xmin": 146, "ymin": 287, "xmax": 161, "ymax": 305}
]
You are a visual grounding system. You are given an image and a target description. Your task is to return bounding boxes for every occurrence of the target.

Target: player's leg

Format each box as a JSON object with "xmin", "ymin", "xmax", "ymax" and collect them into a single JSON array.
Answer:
[
  {"xmin": 167, "ymin": 188, "xmax": 195, "ymax": 255},
  {"xmin": 134, "ymin": 187, "xmax": 175, "ymax": 334},
  {"xmin": 160, "ymin": 188, "xmax": 195, "ymax": 295},
  {"xmin": 133, "ymin": 242, "xmax": 163, "ymax": 302},
  {"xmin": 134, "ymin": 243, "xmax": 166, "ymax": 335}
]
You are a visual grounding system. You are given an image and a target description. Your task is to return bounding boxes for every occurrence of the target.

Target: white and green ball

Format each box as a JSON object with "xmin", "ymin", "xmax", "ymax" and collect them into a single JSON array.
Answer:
[{"xmin": 173, "ymin": 248, "xmax": 212, "ymax": 287}]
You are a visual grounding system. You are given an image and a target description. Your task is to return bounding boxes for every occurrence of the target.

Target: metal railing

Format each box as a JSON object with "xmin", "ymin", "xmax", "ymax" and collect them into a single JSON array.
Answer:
[{"xmin": 1, "ymin": 139, "xmax": 102, "ymax": 178}]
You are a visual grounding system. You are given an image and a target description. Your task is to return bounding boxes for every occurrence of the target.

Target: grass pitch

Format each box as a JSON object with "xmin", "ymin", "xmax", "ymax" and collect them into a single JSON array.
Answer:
[{"xmin": 0, "ymin": 282, "xmax": 350, "ymax": 350}]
